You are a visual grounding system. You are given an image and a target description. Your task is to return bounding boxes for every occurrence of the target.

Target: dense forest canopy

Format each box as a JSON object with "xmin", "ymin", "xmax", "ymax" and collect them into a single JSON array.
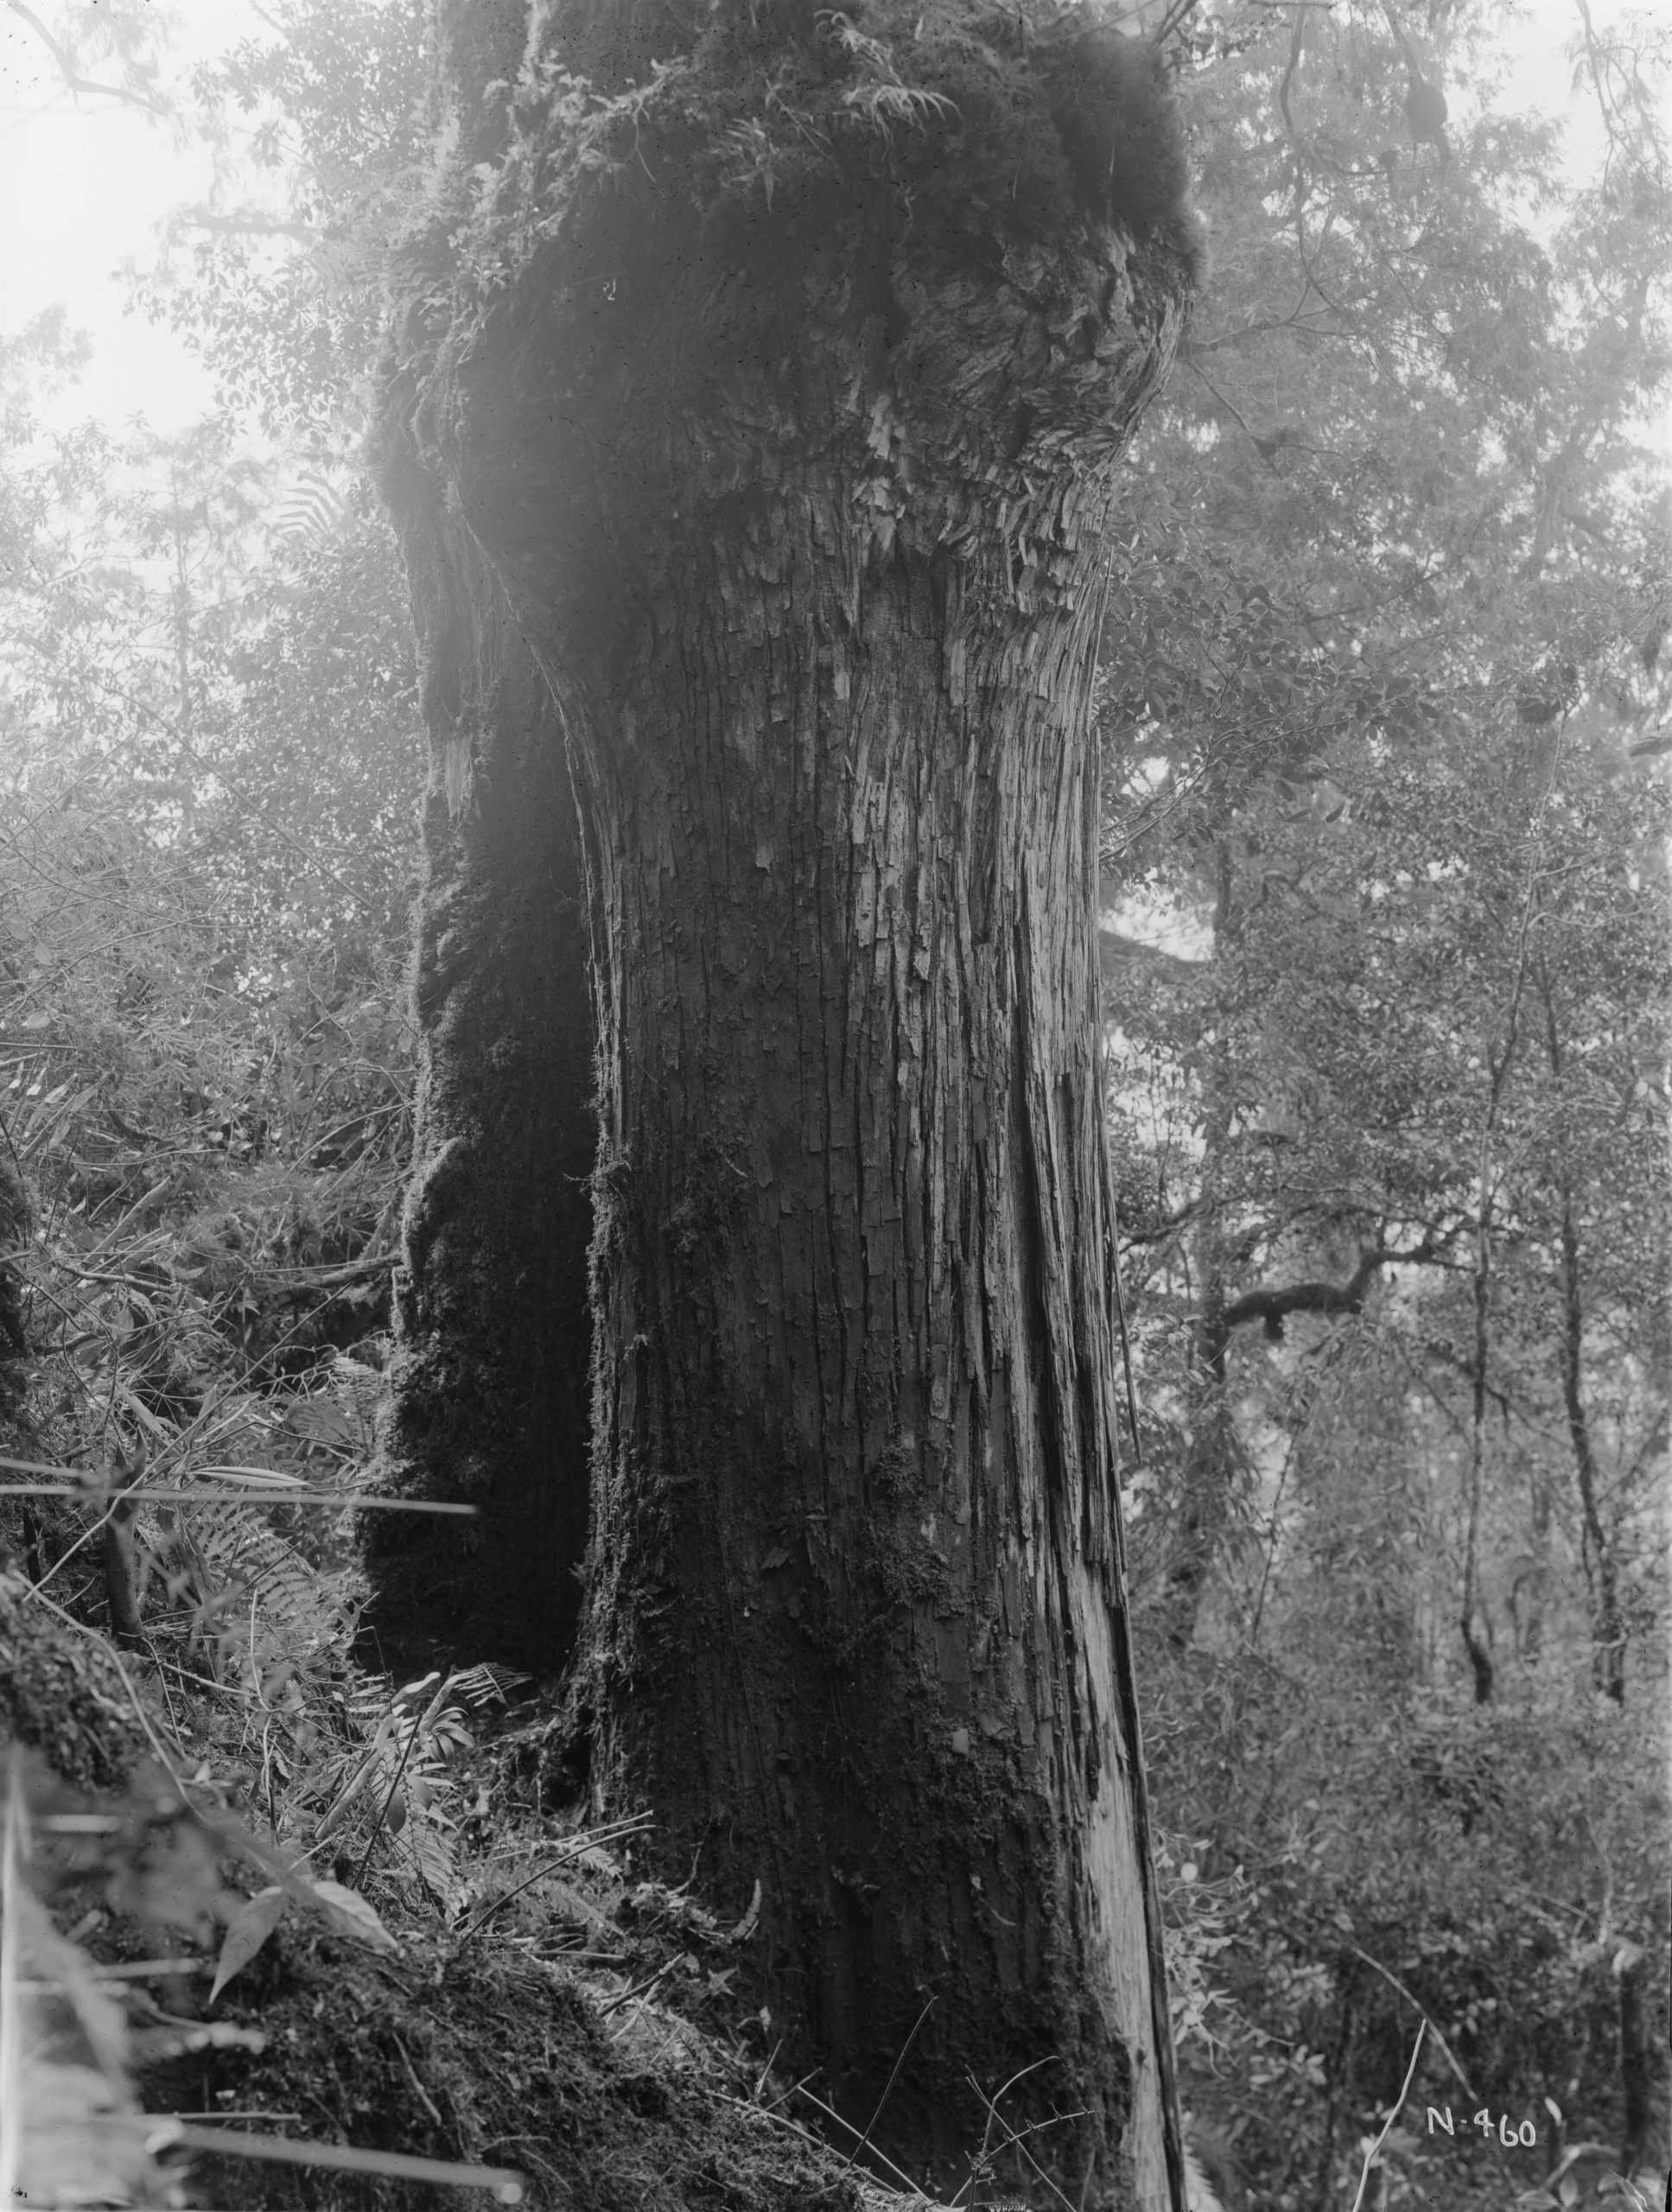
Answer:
[{"xmin": 0, "ymin": 0, "xmax": 1664, "ymax": 2208}]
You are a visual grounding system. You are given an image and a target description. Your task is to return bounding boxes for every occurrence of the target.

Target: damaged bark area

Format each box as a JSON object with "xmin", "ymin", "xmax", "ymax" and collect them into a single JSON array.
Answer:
[{"xmin": 375, "ymin": 0, "xmax": 1201, "ymax": 2197}]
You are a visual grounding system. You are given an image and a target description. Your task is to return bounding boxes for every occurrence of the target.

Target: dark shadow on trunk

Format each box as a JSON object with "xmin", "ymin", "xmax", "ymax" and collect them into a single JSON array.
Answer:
[{"xmin": 361, "ymin": 507, "xmax": 595, "ymax": 1679}]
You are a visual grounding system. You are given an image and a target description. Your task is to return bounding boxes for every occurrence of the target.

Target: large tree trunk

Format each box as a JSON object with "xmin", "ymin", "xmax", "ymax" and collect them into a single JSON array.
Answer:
[{"xmin": 376, "ymin": 0, "xmax": 1200, "ymax": 2198}]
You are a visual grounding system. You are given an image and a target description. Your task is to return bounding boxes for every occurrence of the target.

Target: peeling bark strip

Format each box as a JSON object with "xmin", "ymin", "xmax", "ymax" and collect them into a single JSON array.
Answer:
[{"xmin": 376, "ymin": 0, "xmax": 1200, "ymax": 2198}]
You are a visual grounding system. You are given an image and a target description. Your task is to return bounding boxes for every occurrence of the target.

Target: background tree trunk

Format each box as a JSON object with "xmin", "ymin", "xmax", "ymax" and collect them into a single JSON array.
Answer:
[
  {"xmin": 1160, "ymin": 842, "xmax": 1240, "ymax": 1653},
  {"xmin": 376, "ymin": 0, "xmax": 1201, "ymax": 2196}
]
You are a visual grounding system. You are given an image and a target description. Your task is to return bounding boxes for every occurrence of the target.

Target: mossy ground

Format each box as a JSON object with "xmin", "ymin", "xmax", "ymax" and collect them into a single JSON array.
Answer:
[
  {"xmin": 0, "ymin": 1614, "xmax": 938, "ymax": 2212},
  {"xmin": 137, "ymin": 1915, "xmax": 883, "ymax": 2211}
]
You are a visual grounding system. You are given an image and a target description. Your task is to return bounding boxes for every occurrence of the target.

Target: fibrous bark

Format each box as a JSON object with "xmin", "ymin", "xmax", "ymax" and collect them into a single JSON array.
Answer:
[{"xmin": 376, "ymin": 0, "xmax": 1200, "ymax": 2197}]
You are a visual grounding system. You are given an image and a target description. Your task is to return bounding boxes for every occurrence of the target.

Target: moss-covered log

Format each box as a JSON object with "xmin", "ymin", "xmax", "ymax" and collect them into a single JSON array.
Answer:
[{"xmin": 375, "ymin": 0, "xmax": 1202, "ymax": 2197}]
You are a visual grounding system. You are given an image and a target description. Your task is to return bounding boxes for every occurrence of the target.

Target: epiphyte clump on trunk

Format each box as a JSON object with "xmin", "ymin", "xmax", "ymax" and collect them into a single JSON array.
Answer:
[{"xmin": 1042, "ymin": 24, "xmax": 1209, "ymax": 283}]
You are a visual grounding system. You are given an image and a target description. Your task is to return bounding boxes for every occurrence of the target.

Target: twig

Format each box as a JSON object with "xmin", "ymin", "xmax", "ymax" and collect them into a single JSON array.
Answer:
[
  {"xmin": 261, "ymin": 1250, "xmax": 397, "ymax": 1292},
  {"xmin": 793, "ymin": 2082, "xmax": 932, "ymax": 2200},
  {"xmin": 721, "ymin": 2088, "xmax": 931, "ymax": 2197},
  {"xmin": 760, "ymin": 2069, "xmax": 817, "ymax": 2116},
  {"xmin": 962, "ymin": 2071, "xmax": 1086, "ymax": 2212},
  {"xmin": 844, "ymin": 1996, "xmax": 934, "ymax": 2170},
  {"xmin": 1348, "ymin": 2022, "xmax": 1425, "ymax": 2212},
  {"xmin": 391, "ymin": 2029, "xmax": 445, "ymax": 2130},
  {"xmin": 1338, "ymin": 1939, "xmax": 1478, "ymax": 2101},
  {"xmin": 947, "ymin": 2056, "xmax": 1059, "ymax": 2208},
  {"xmin": 594, "ymin": 1959, "xmax": 676, "ymax": 2018},
  {"xmin": 351, "ymin": 1700, "xmax": 425, "ymax": 1890},
  {"xmin": 751, "ymin": 2037, "xmax": 783, "ymax": 2103},
  {"xmin": 457, "ymin": 1814, "xmax": 656, "ymax": 1940}
]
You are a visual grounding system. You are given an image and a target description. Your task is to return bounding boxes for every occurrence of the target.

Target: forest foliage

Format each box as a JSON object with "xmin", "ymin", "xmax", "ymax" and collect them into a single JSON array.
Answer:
[{"xmin": 0, "ymin": 0, "xmax": 1665, "ymax": 2208}]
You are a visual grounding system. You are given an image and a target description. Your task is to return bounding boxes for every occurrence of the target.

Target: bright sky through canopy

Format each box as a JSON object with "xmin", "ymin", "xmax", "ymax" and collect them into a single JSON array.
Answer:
[
  {"xmin": 0, "ymin": 0, "xmax": 1660, "ymax": 442},
  {"xmin": 0, "ymin": 2, "xmax": 264, "ymax": 432}
]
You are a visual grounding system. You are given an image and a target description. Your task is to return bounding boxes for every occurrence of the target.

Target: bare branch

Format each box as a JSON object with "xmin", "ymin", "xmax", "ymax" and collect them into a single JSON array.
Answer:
[{"xmin": 4, "ymin": 0, "xmax": 170, "ymax": 119}]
